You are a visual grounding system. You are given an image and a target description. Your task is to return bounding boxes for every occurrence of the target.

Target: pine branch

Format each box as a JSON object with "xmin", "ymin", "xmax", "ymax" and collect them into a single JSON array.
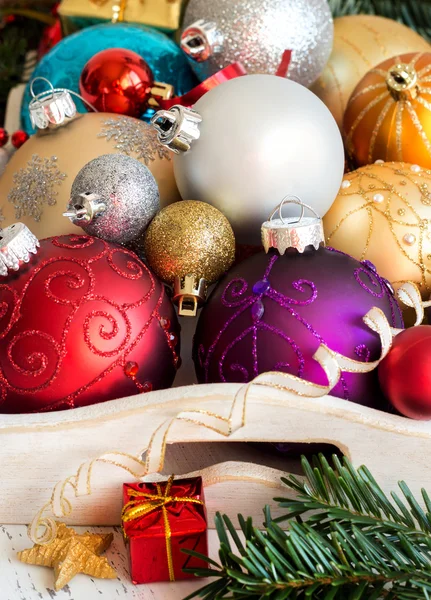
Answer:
[
  {"xmin": 276, "ymin": 455, "xmax": 431, "ymax": 541},
  {"xmin": 183, "ymin": 512, "xmax": 431, "ymax": 599},
  {"xmin": 328, "ymin": 0, "xmax": 431, "ymax": 42},
  {"xmin": 183, "ymin": 456, "xmax": 431, "ymax": 599}
]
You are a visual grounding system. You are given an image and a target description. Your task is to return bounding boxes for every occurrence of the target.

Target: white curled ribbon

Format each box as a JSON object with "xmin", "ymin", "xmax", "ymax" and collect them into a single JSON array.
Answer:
[{"xmin": 28, "ymin": 282, "xmax": 423, "ymax": 545}]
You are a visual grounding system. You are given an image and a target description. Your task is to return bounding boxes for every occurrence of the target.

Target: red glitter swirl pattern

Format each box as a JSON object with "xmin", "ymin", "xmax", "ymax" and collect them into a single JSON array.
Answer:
[{"xmin": 0, "ymin": 235, "xmax": 180, "ymax": 413}]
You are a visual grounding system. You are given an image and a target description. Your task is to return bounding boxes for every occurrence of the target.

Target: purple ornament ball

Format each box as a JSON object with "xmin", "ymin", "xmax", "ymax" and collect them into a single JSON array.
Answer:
[{"xmin": 193, "ymin": 247, "xmax": 403, "ymax": 409}]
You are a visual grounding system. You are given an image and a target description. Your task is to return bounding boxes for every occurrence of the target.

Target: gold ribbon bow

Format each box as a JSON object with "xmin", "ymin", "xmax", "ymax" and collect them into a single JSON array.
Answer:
[{"xmin": 122, "ymin": 475, "xmax": 204, "ymax": 581}]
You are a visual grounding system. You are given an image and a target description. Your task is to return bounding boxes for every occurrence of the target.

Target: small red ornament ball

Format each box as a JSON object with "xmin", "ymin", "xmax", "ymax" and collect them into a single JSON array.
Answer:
[
  {"xmin": 79, "ymin": 48, "xmax": 154, "ymax": 117},
  {"xmin": 0, "ymin": 235, "xmax": 180, "ymax": 413},
  {"xmin": 11, "ymin": 130, "xmax": 29, "ymax": 149},
  {"xmin": 0, "ymin": 128, "xmax": 9, "ymax": 147},
  {"xmin": 378, "ymin": 325, "xmax": 431, "ymax": 420}
]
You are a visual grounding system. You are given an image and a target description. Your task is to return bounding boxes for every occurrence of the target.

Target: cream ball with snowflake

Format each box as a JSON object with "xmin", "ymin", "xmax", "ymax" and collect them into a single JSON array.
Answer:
[{"xmin": 0, "ymin": 112, "xmax": 180, "ymax": 241}]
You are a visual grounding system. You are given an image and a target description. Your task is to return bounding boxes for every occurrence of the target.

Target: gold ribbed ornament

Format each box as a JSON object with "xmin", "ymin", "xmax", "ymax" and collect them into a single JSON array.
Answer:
[
  {"xmin": 311, "ymin": 15, "xmax": 430, "ymax": 129},
  {"xmin": 344, "ymin": 52, "xmax": 431, "ymax": 168}
]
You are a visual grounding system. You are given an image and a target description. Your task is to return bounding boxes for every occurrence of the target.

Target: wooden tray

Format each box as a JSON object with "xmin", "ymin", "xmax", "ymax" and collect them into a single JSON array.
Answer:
[{"xmin": 2, "ymin": 376, "xmax": 431, "ymax": 527}]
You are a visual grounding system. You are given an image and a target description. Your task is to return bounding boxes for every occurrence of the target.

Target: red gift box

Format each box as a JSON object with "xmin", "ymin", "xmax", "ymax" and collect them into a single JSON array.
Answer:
[{"xmin": 122, "ymin": 476, "xmax": 208, "ymax": 584}]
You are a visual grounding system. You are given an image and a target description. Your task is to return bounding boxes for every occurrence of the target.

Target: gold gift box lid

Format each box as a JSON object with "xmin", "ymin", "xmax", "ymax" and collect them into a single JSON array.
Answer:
[{"xmin": 58, "ymin": 0, "xmax": 184, "ymax": 30}]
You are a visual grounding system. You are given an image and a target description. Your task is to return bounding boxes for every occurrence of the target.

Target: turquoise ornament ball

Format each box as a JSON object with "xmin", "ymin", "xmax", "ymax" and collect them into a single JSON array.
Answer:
[{"xmin": 21, "ymin": 23, "xmax": 197, "ymax": 134}]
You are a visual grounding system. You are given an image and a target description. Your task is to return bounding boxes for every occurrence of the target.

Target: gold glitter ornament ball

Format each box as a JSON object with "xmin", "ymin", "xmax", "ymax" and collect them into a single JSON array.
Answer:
[
  {"xmin": 144, "ymin": 201, "xmax": 235, "ymax": 285},
  {"xmin": 323, "ymin": 161, "xmax": 431, "ymax": 298},
  {"xmin": 311, "ymin": 15, "xmax": 430, "ymax": 129},
  {"xmin": 0, "ymin": 112, "xmax": 180, "ymax": 240}
]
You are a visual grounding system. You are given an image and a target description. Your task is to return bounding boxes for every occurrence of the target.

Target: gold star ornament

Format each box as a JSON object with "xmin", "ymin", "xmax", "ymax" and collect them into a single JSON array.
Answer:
[{"xmin": 17, "ymin": 522, "xmax": 117, "ymax": 591}]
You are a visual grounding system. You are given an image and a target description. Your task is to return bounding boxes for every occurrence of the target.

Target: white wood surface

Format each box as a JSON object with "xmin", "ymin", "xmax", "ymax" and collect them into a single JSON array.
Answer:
[{"xmin": 0, "ymin": 524, "xmax": 220, "ymax": 600}]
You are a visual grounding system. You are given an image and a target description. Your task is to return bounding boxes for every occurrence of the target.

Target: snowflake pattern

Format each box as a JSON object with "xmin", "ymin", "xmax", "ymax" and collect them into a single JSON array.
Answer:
[
  {"xmin": 98, "ymin": 117, "xmax": 171, "ymax": 165},
  {"xmin": 8, "ymin": 155, "xmax": 66, "ymax": 222}
]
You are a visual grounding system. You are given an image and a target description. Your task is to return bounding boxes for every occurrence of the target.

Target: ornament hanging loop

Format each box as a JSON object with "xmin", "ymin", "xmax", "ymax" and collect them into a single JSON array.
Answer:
[
  {"xmin": 262, "ymin": 196, "xmax": 325, "ymax": 255},
  {"xmin": 29, "ymin": 77, "xmax": 98, "ymax": 130},
  {"xmin": 268, "ymin": 195, "xmax": 321, "ymax": 226}
]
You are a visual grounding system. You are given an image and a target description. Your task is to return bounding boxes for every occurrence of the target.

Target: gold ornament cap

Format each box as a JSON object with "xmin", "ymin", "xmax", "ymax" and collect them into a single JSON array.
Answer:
[
  {"xmin": 0, "ymin": 222, "xmax": 39, "ymax": 276},
  {"xmin": 63, "ymin": 192, "xmax": 107, "ymax": 224},
  {"xmin": 173, "ymin": 274, "xmax": 207, "ymax": 317},
  {"xmin": 29, "ymin": 77, "xmax": 77, "ymax": 130},
  {"xmin": 181, "ymin": 19, "xmax": 224, "ymax": 62},
  {"xmin": 262, "ymin": 196, "xmax": 325, "ymax": 255},
  {"xmin": 386, "ymin": 63, "xmax": 419, "ymax": 101},
  {"xmin": 151, "ymin": 105, "xmax": 202, "ymax": 154}
]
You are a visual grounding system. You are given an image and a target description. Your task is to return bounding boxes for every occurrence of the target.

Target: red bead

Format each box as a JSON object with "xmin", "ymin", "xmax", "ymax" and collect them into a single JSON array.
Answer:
[
  {"xmin": 11, "ymin": 130, "xmax": 29, "ymax": 149},
  {"xmin": 142, "ymin": 381, "xmax": 153, "ymax": 393},
  {"xmin": 378, "ymin": 325, "xmax": 431, "ymax": 419},
  {"xmin": 168, "ymin": 332, "xmax": 178, "ymax": 347},
  {"xmin": 125, "ymin": 361, "xmax": 139, "ymax": 377},
  {"xmin": 173, "ymin": 355, "xmax": 182, "ymax": 369},
  {"xmin": 159, "ymin": 317, "xmax": 170, "ymax": 330},
  {"xmin": 0, "ymin": 128, "xmax": 9, "ymax": 148},
  {"xmin": 79, "ymin": 49, "xmax": 154, "ymax": 118}
]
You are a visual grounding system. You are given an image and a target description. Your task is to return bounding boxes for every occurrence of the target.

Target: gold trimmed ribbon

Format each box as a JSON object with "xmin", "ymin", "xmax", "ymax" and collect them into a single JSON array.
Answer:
[
  {"xmin": 121, "ymin": 475, "xmax": 204, "ymax": 581},
  {"xmin": 28, "ymin": 282, "xmax": 425, "ymax": 546}
]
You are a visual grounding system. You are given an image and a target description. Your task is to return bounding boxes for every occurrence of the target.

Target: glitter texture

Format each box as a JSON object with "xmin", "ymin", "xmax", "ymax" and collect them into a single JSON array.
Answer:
[
  {"xmin": 98, "ymin": 117, "xmax": 171, "ymax": 164},
  {"xmin": 193, "ymin": 247, "xmax": 403, "ymax": 409},
  {"xmin": 70, "ymin": 154, "xmax": 160, "ymax": 245},
  {"xmin": 0, "ymin": 235, "xmax": 180, "ymax": 413},
  {"xmin": 144, "ymin": 200, "xmax": 235, "ymax": 285},
  {"xmin": 181, "ymin": 0, "xmax": 333, "ymax": 87},
  {"xmin": 8, "ymin": 154, "xmax": 66, "ymax": 221}
]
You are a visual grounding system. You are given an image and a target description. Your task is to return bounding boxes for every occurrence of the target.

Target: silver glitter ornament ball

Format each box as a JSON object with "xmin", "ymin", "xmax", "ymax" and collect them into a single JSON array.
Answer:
[
  {"xmin": 181, "ymin": 0, "xmax": 333, "ymax": 87},
  {"xmin": 67, "ymin": 154, "xmax": 160, "ymax": 245}
]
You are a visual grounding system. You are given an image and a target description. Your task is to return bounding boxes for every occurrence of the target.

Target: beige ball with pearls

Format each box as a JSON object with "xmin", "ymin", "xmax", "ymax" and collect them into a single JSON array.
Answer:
[{"xmin": 323, "ymin": 161, "xmax": 431, "ymax": 298}]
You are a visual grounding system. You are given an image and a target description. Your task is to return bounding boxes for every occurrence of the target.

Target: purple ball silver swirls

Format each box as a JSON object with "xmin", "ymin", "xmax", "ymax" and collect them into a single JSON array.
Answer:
[{"xmin": 193, "ymin": 247, "xmax": 404, "ymax": 409}]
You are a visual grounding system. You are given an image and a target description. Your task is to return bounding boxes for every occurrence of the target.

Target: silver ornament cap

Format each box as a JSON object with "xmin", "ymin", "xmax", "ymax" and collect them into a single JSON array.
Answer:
[
  {"xmin": 63, "ymin": 192, "xmax": 107, "ymax": 224},
  {"xmin": 151, "ymin": 105, "xmax": 202, "ymax": 154},
  {"xmin": 0, "ymin": 223, "xmax": 39, "ymax": 276},
  {"xmin": 262, "ymin": 197, "xmax": 325, "ymax": 255},
  {"xmin": 181, "ymin": 19, "xmax": 224, "ymax": 62},
  {"xmin": 29, "ymin": 77, "xmax": 77, "ymax": 130}
]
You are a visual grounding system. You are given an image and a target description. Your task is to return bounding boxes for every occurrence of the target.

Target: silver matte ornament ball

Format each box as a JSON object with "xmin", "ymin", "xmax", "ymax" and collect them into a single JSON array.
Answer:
[
  {"xmin": 152, "ymin": 75, "xmax": 344, "ymax": 245},
  {"xmin": 66, "ymin": 154, "xmax": 160, "ymax": 245},
  {"xmin": 181, "ymin": 0, "xmax": 333, "ymax": 87}
]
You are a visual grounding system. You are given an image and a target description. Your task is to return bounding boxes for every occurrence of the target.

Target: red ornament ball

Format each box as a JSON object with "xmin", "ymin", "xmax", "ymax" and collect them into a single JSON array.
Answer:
[
  {"xmin": 0, "ymin": 128, "xmax": 9, "ymax": 147},
  {"xmin": 79, "ymin": 48, "xmax": 154, "ymax": 117},
  {"xmin": 378, "ymin": 325, "xmax": 431, "ymax": 420},
  {"xmin": 11, "ymin": 130, "xmax": 29, "ymax": 149},
  {"xmin": 0, "ymin": 235, "xmax": 180, "ymax": 413}
]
